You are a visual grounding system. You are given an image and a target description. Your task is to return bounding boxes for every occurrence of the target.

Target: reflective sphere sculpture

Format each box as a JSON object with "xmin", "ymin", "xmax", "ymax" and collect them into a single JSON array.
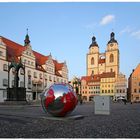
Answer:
[{"xmin": 41, "ymin": 83, "xmax": 78, "ymax": 117}]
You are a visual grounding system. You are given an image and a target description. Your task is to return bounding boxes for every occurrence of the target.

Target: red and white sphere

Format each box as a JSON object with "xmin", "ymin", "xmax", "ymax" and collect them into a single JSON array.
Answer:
[{"xmin": 41, "ymin": 83, "xmax": 78, "ymax": 117}]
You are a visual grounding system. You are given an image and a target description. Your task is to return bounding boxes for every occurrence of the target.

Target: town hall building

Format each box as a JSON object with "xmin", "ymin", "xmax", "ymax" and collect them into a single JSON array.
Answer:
[{"xmin": 0, "ymin": 32, "xmax": 68, "ymax": 102}]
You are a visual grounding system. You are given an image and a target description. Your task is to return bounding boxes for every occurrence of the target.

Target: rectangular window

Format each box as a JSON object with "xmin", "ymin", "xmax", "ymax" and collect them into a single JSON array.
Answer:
[
  {"xmin": 49, "ymin": 76, "xmax": 52, "ymax": 81},
  {"xmin": 134, "ymin": 89, "xmax": 137, "ymax": 93},
  {"xmin": 3, "ymin": 79, "xmax": 8, "ymax": 86},
  {"xmin": 3, "ymin": 64, "xmax": 8, "ymax": 71},
  {"xmin": 45, "ymin": 79, "xmax": 47, "ymax": 87},
  {"xmin": 3, "ymin": 90, "xmax": 7, "ymax": 99},
  {"xmin": 0, "ymin": 51, "xmax": 3, "ymax": 56},
  {"xmin": 45, "ymin": 75, "xmax": 47, "ymax": 80},
  {"xmin": 40, "ymin": 73, "xmax": 42, "ymax": 79},
  {"xmin": 28, "ymin": 70, "xmax": 31, "ymax": 76},
  {"xmin": 28, "ymin": 84, "xmax": 32, "ymax": 89},
  {"xmin": 20, "ymin": 81, "xmax": 24, "ymax": 87},
  {"xmin": 34, "ymin": 72, "xmax": 37, "ymax": 78}
]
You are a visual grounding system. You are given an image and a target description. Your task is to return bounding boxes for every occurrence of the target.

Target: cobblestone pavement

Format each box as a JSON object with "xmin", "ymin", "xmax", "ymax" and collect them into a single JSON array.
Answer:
[{"xmin": 0, "ymin": 101, "xmax": 140, "ymax": 138}]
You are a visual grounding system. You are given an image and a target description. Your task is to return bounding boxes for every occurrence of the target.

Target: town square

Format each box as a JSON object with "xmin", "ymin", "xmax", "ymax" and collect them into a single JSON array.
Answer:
[{"xmin": 0, "ymin": 1, "xmax": 140, "ymax": 138}]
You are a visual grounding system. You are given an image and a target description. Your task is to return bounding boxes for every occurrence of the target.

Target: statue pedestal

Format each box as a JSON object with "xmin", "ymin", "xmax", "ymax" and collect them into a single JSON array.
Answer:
[{"xmin": 7, "ymin": 87, "xmax": 26, "ymax": 101}]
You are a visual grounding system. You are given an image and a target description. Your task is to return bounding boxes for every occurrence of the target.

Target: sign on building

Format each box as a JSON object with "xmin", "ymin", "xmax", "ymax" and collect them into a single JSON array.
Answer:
[{"xmin": 94, "ymin": 95, "xmax": 110, "ymax": 115}]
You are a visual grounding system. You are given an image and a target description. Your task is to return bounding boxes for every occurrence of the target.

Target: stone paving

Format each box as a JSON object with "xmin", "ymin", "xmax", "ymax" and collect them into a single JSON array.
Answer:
[{"xmin": 0, "ymin": 101, "xmax": 140, "ymax": 138}]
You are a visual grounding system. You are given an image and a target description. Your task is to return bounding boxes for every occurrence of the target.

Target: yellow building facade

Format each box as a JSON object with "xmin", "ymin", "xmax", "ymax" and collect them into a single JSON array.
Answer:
[
  {"xmin": 81, "ymin": 32, "xmax": 127, "ymax": 102},
  {"xmin": 100, "ymin": 72, "xmax": 116, "ymax": 98}
]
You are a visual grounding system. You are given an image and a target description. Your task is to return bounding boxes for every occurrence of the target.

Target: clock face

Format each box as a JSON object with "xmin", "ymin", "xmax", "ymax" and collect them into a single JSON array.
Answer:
[{"xmin": 110, "ymin": 43, "xmax": 113, "ymax": 47}]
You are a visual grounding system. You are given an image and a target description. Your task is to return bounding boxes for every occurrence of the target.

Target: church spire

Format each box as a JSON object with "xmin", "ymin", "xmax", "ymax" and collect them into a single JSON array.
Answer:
[
  {"xmin": 108, "ymin": 32, "xmax": 118, "ymax": 44},
  {"xmin": 24, "ymin": 28, "xmax": 30, "ymax": 46},
  {"xmin": 89, "ymin": 36, "xmax": 98, "ymax": 48}
]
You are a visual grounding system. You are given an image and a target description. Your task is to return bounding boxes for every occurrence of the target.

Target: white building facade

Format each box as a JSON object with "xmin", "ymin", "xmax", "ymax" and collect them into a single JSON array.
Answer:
[{"xmin": 0, "ymin": 34, "xmax": 68, "ymax": 102}]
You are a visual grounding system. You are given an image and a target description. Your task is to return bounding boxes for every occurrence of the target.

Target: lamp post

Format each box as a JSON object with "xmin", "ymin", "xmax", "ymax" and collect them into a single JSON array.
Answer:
[{"xmin": 36, "ymin": 82, "xmax": 38, "ymax": 101}]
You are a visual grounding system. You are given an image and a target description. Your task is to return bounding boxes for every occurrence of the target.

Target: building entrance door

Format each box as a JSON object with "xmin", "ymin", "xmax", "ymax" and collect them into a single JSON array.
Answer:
[{"xmin": 33, "ymin": 92, "xmax": 36, "ymax": 100}]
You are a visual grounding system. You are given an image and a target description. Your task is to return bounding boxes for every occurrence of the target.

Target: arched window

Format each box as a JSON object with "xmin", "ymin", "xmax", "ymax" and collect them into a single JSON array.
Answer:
[
  {"xmin": 91, "ymin": 57, "xmax": 94, "ymax": 65},
  {"xmin": 110, "ymin": 68, "xmax": 113, "ymax": 72},
  {"xmin": 110, "ymin": 54, "xmax": 114, "ymax": 63}
]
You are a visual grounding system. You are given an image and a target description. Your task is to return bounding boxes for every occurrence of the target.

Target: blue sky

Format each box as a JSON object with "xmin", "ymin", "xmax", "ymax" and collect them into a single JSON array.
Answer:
[{"xmin": 0, "ymin": 2, "xmax": 140, "ymax": 80}]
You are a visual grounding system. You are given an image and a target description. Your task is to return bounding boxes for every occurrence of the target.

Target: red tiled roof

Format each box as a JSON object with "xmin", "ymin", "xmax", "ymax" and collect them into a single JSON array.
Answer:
[
  {"xmin": 99, "ymin": 58, "xmax": 105, "ymax": 64},
  {"xmin": 55, "ymin": 71, "xmax": 62, "ymax": 77},
  {"xmin": 100, "ymin": 72, "xmax": 115, "ymax": 78},
  {"xmin": 2, "ymin": 37, "xmax": 26, "ymax": 62},
  {"xmin": 53, "ymin": 60, "xmax": 64, "ymax": 71},
  {"xmin": 33, "ymin": 50, "xmax": 49, "ymax": 65},
  {"xmin": 81, "ymin": 72, "xmax": 115, "ymax": 82},
  {"xmin": 81, "ymin": 75, "xmax": 100, "ymax": 82},
  {"xmin": 1, "ymin": 36, "xmax": 64, "ymax": 75}
]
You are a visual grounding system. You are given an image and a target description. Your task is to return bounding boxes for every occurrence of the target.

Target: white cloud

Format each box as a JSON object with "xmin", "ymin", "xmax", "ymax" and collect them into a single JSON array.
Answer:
[
  {"xmin": 100, "ymin": 15, "xmax": 115, "ymax": 25},
  {"xmin": 120, "ymin": 26, "xmax": 133, "ymax": 34},
  {"xmin": 131, "ymin": 30, "xmax": 140, "ymax": 39},
  {"xmin": 120, "ymin": 26, "xmax": 140, "ymax": 40}
]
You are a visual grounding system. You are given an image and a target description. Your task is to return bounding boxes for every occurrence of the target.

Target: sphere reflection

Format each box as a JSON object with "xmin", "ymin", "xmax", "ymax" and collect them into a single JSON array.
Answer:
[{"xmin": 41, "ymin": 83, "xmax": 78, "ymax": 117}]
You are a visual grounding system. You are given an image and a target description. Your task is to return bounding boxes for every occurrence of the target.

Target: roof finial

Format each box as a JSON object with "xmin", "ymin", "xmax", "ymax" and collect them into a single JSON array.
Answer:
[
  {"xmin": 24, "ymin": 28, "xmax": 30, "ymax": 46},
  {"xmin": 27, "ymin": 28, "xmax": 28, "ymax": 35}
]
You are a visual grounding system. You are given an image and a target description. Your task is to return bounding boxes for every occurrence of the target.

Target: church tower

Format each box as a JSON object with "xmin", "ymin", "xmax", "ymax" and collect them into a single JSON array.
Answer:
[
  {"xmin": 87, "ymin": 36, "xmax": 99, "ymax": 76},
  {"xmin": 105, "ymin": 32, "xmax": 119, "ymax": 77}
]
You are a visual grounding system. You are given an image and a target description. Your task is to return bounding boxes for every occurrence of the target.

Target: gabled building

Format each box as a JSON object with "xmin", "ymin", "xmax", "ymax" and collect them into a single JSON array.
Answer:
[
  {"xmin": 115, "ymin": 73, "xmax": 127, "ymax": 100},
  {"xmin": 0, "ymin": 33, "xmax": 68, "ymax": 102},
  {"xmin": 81, "ymin": 75, "xmax": 100, "ymax": 101},
  {"xmin": 128, "ymin": 63, "xmax": 140, "ymax": 102}
]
